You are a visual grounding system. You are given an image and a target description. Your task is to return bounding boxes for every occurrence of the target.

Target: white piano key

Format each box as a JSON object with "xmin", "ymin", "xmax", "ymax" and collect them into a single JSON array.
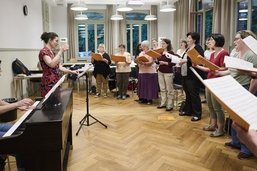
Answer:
[{"xmin": 3, "ymin": 101, "xmax": 40, "ymax": 137}]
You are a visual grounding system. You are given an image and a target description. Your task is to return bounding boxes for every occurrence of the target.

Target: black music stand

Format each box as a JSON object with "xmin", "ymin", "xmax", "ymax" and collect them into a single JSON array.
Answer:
[{"xmin": 76, "ymin": 69, "xmax": 107, "ymax": 136}]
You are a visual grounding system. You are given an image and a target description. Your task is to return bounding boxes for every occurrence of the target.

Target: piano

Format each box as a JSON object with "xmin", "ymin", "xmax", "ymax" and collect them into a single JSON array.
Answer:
[{"xmin": 0, "ymin": 88, "xmax": 73, "ymax": 171}]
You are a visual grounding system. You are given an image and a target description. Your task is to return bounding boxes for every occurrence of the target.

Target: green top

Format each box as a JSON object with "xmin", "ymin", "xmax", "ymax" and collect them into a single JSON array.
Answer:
[{"xmin": 230, "ymin": 50, "xmax": 257, "ymax": 86}]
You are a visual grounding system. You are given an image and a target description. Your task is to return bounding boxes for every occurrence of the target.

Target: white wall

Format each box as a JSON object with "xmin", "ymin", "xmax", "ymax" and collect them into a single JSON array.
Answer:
[
  {"xmin": 49, "ymin": 6, "xmax": 68, "ymax": 38},
  {"xmin": 0, "ymin": 0, "xmax": 43, "ymax": 98},
  {"xmin": 0, "ymin": 0, "xmax": 43, "ymax": 49}
]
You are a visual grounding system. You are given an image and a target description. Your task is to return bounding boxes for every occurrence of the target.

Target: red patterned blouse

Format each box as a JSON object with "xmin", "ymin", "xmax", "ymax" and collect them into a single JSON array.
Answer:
[{"xmin": 38, "ymin": 47, "xmax": 59, "ymax": 97}]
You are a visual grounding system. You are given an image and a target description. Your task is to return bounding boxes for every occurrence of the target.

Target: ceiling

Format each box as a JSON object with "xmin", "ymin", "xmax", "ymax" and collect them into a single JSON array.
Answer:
[{"xmin": 65, "ymin": 0, "xmax": 177, "ymax": 5}]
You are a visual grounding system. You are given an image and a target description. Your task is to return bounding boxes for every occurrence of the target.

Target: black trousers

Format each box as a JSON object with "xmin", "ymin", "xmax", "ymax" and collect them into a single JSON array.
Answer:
[{"xmin": 182, "ymin": 77, "xmax": 202, "ymax": 118}]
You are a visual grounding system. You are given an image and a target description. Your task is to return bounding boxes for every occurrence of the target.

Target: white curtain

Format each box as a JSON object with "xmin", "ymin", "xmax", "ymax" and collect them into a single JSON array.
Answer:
[
  {"xmin": 173, "ymin": 0, "xmax": 190, "ymax": 51},
  {"xmin": 213, "ymin": 0, "xmax": 234, "ymax": 50},
  {"xmin": 67, "ymin": 4, "xmax": 76, "ymax": 60},
  {"xmin": 106, "ymin": 5, "xmax": 114, "ymax": 54},
  {"xmin": 150, "ymin": 5, "xmax": 158, "ymax": 41}
]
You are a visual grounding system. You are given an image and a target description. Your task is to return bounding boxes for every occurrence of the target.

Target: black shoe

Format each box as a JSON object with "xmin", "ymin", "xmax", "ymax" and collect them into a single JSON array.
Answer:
[
  {"xmin": 191, "ymin": 116, "xmax": 201, "ymax": 121},
  {"xmin": 224, "ymin": 142, "xmax": 240, "ymax": 149},
  {"xmin": 237, "ymin": 152, "xmax": 253, "ymax": 159},
  {"xmin": 157, "ymin": 105, "xmax": 166, "ymax": 109},
  {"xmin": 166, "ymin": 108, "xmax": 173, "ymax": 111},
  {"xmin": 179, "ymin": 112, "xmax": 191, "ymax": 116},
  {"xmin": 147, "ymin": 100, "xmax": 152, "ymax": 105}
]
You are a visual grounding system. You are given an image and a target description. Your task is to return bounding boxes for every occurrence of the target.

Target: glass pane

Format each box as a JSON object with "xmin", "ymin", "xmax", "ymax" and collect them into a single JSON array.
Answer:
[
  {"xmin": 126, "ymin": 24, "xmax": 131, "ymax": 55},
  {"xmin": 251, "ymin": 0, "xmax": 257, "ymax": 34},
  {"xmin": 78, "ymin": 24, "xmax": 86, "ymax": 58},
  {"xmin": 126, "ymin": 12, "xmax": 147, "ymax": 20},
  {"xmin": 97, "ymin": 24, "xmax": 104, "ymax": 46},
  {"xmin": 88, "ymin": 24, "xmax": 95, "ymax": 53},
  {"xmin": 237, "ymin": 0, "xmax": 248, "ymax": 31},
  {"xmin": 141, "ymin": 24, "xmax": 147, "ymax": 41},
  {"xmin": 84, "ymin": 12, "xmax": 104, "ymax": 21},
  {"xmin": 133, "ymin": 25, "xmax": 139, "ymax": 56},
  {"xmin": 205, "ymin": 9, "xmax": 213, "ymax": 40}
]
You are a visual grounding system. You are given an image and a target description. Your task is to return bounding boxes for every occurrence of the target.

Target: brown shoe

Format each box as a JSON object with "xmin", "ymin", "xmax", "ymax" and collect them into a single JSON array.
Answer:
[
  {"xmin": 237, "ymin": 152, "xmax": 253, "ymax": 159},
  {"xmin": 224, "ymin": 142, "xmax": 240, "ymax": 149},
  {"xmin": 203, "ymin": 125, "xmax": 216, "ymax": 131},
  {"xmin": 157, "ymin": 105, "xmax": 166, "ymax": 109}
]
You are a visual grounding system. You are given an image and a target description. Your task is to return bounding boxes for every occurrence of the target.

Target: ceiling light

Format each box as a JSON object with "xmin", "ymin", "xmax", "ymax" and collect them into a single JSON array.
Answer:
[
  {"xmin": 75, "ymin": 12, "xmax": 88, "ymax": 20},
  {"xmin": 127, "ymin": 0, "xmax": 144, "ymax": 6},
  {"xmin": 144, "ymin": 14, "xmax": 157, "ymax": 21},
  {"xmin": 160, "ymin": 0, "xmax": 176, "ymax": 12},
  {"xmin": 70, "ymin": 1, "xmax": 88, "ymax": 11},
  {"xmin": 111, "ymin": 14, "xmax": 124, "ymax": 20},
  {"xmin": 117, "ymin": 5, "xmax": 133, "ymax": 12},
  {"xmin": 160, "ymin": 4, "xmax": 176, "ymax": 12}
]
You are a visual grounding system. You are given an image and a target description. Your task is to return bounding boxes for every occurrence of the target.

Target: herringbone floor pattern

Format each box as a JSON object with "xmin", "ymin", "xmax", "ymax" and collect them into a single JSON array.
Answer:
[
  {"xmin": 68, "ymin": 91, "xmax": 257, "ymax": 171},
  {"xmin": 8, "ymin": 90, "xmax": 257, "ymax": 171}
]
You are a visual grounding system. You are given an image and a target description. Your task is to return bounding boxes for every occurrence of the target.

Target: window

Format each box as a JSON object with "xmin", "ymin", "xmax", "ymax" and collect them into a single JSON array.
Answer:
[
  {"xmin": 126, "ymin": 12, "xmax": 148, "ymax": 56},
  {"xmin": 205, "ymin": 9, "xmax": 213, "ymax": 40},
  {"xmin": 251, "ymin": 0, "xmax": 257, "ymax": 34},
  {"xmin": 237, "ymin": 0, "xmax": 248, "ymax": 31},
  {"xmin": 76, "ymin": 11, "xmax": 105, "ymax": 61}
]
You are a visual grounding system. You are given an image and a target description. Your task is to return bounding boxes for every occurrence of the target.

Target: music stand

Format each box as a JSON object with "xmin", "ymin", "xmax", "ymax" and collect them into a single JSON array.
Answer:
[{"xmin": 76, "ymin": 66, "xmax": 107, "ymax": 136}]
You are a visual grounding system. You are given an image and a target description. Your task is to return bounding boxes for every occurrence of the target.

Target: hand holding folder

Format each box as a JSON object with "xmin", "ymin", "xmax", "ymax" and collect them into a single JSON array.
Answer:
[
  {"xmin": 110, "ymin": 55, "xmax": 126, "ymax": 62},
  {"xmin": 187, "ymin": 48, "xmax": 220, "ymax": 71},
  {"xmin": 91, "ymin": 53, "xmax": 104, "ymax": 61},
  {"xmin": 136, "ymin": 56, "xmax": 149, "ymax": 63},
  {"xmin": 145, "ymin": 48, "xmax": 164, "ymax": 58}
]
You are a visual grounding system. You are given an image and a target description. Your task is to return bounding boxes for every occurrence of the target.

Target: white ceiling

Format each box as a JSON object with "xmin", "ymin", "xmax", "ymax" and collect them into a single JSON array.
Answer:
[{"xmin": 66, "ymin": 0, "xmax": 177, "ymax": 5}]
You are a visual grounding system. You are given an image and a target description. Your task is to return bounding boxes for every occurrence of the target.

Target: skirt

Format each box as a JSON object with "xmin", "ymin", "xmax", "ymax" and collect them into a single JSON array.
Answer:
[{"xmin": 137, "ymin": 73, "xmax": 158, "ymax": 100}]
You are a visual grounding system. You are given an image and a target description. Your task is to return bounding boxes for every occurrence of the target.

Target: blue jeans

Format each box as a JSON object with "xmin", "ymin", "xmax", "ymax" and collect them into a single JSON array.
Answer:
[{"xmin": 0, "ymin": 123, "xmax": 12, "ymax": 137}]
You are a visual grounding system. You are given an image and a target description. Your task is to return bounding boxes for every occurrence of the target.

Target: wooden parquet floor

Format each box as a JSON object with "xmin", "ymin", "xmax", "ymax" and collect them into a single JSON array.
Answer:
[
  {"xmin": 8, "ymin": 89, "xmax": 257, "ymax": 171},
  {"xmin": 67, "ymin": 91, "xmax": 257, "ymax": 171}
]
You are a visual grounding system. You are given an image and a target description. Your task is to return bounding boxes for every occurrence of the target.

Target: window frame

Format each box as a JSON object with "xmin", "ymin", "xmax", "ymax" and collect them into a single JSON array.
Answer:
[{"xmin": 75, "ymin": 10, "xmax": 105, "ymax": 61}]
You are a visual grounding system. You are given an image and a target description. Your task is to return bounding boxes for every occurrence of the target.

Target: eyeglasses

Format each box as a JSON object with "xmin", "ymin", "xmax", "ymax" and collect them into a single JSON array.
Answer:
[{"xmin": 234, "ymin": 37, "xmax": 241, "ymax": 41}]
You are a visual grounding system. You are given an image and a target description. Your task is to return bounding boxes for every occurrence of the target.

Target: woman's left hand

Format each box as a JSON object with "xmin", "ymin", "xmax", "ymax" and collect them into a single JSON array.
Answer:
[{"xmin": 71, "ymin": 70, "xmax": 79, "ymax": 75}]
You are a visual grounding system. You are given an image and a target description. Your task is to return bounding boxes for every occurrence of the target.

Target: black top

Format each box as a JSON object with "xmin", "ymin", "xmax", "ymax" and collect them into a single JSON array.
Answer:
[
  {"xmin": 183, "ymin": 44, "xmax": 205, "ymax": 82},
  {"xmin": 157, "ymin": 51, "xmax": 177, "ymax": 73},
  {"xmin": 92, "ymin": 52, "xmax": 111, "ymax": 78}
]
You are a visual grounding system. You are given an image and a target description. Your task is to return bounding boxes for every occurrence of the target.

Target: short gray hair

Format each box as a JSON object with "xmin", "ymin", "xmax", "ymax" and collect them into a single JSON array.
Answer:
[{"xmin": 141, "ymin": 40, "xmax": 150, "ymax": 47}]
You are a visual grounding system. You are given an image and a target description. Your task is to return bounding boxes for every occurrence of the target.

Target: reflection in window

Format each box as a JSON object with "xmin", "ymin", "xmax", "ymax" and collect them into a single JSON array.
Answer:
[
  {"xmin": 205, "ymin": 9, "xmax": 213, "ymax": 41},
  {"xmin": 76, "ymin": 11, "xmax": 105, "ymax": 61},
  {"xmin": 237, "ymin": 0, "xmax": 248, "ymax": 31},
  {"xmin": 126, "ymin": 11, "xmax": 148, "ymax": 56},
  {"xmin": 251, "ymin": 0, "xmax": 257, "ymax": 34},
  {"xmin": 78, "ymin": 24, "xmax": 86, "ymax": 58}
]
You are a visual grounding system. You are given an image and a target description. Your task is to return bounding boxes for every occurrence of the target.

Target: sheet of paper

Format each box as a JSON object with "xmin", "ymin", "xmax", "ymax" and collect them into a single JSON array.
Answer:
[
  {"xmin": 243, "ymin": 36, "xmax": 257, "ymax": 56},
  {"xmin": 166, "ymin": 53, "xmax": 181, "ymax": 64},
  {"xmin": 203, "ymin": 75, "xmax": 257, "ymax": 130},
  {"xmin": 224, "ymin": 56, "xmax": 253, "ymax": 70}
]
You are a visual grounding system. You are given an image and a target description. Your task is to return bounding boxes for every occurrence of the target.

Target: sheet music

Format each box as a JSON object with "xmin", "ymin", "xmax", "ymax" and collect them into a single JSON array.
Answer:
[
  {"xmin": 166, "ymin": 53, "xmax": 181, "ymax": 64},
  {"xmin": 203, "ymin": 75, "xmax": 257, "ymax": 130},
  {"xmin": 3, "ymin": 101, "xmax": 40, "ymax": 137},
  {"xmin": 243, "ymin": 36, "xmax": 257, "ymax": 56},
  {"xmin": 224, "ymin": 56, "xmax": 254, "ymax": 70},
  {"xmin": 77, "ymin": 65, "xmax": 93, "ymax": 78},
  {"xmin": 43, "ymin": 75, "xmax": 66, "ymax": 103}
]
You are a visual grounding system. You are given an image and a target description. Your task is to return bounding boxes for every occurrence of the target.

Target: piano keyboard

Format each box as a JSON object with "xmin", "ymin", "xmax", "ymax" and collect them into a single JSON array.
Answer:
[{"xmin": 3, "ymin": 101, "xmax": 40, "ymax": 137}]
